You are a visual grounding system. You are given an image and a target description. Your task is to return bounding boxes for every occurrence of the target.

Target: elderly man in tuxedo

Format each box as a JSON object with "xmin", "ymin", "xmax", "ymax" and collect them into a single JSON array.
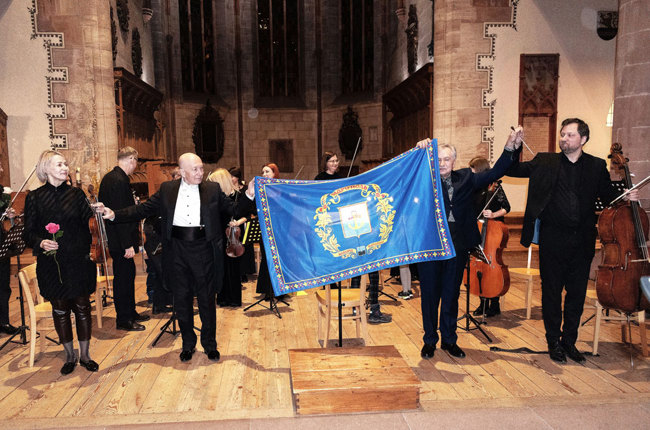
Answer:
[{"xmin": 98, "ymin": 153, "xmax": 256, "ymax": 362}]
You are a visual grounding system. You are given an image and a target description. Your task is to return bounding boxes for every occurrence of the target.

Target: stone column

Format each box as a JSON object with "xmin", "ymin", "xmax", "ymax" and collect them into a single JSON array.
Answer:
[
  {"xmin": 613, "ymin": 0, "xmax": 650, "ymax": 209},
  {"xmin": 432, "ymin": 0, "xmax": 510, "ymax": 165},
  {"xmin": 36, "ymin": 0, "xmax": 118, "ymax": 188}
]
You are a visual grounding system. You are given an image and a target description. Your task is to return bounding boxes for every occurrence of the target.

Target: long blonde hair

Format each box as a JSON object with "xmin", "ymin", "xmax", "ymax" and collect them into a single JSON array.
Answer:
[{"xmin": 206, "ymin": 168, "xmax": 234, "ymax": 195}]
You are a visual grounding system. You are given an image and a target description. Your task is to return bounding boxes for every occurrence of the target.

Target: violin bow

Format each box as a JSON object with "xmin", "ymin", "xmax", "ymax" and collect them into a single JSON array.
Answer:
[
  {"xmin": 476, "ymin": 181, "xmax": 504, "ymax": 220},
  {"xmin": 0, "ymin": 164, "xmax": 36, "ymax": 222},
  {"xmin": 347, "ymin": 136, "xmax": 362, "ymax": 178}
]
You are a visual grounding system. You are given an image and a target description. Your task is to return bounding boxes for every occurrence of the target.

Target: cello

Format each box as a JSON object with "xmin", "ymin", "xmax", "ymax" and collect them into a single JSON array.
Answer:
[
  {"xmin": 596, "ymin": 143, "xmax": 650, "ymax": 313},
  {"xmin": 467, "ymin": 182, "xmax": 510, "ymax": 299}
]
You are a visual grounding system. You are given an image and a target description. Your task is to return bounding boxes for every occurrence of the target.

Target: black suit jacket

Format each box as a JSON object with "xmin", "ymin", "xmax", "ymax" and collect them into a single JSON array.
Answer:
[
  {"xmin": 506, "ymin": 151, "xmax": 619, "ymax": 253},
  {"xmin": 113, "ymin": 179, "xmax": 256, "ymax": 293},
  {"xmin": 99, "ymin": 166, "xmax": 140, "ymax": 254},
  {"xmin": 443, "ymin": 147, "xmax": 520, "ymax": 252}
]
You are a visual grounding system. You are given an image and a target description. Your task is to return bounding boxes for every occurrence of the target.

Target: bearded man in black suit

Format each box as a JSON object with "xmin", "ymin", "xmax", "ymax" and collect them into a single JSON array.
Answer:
[
  {"xmin": 507, "ymin": 118, "xmax": 638, "ymax": 364},
  {"xmin": 98, "ymin": 153, "xmax": 256, "ymax": 362}
]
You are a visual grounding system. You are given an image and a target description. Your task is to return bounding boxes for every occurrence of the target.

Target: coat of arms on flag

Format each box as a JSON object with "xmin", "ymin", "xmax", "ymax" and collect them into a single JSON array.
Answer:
[{"xmin": 255, "ymin": 139, "xmax": 455, "ymax": 296}]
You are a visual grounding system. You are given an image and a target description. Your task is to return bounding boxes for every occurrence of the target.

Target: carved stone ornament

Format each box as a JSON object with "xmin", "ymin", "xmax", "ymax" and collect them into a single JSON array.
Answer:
[
  {"xmin": 110, "ymin": 6, "xmax": 118, "ymax": 63},
  {"xmin": 131, "ymin": 28, "xmax": 143, "ymax": 77},
  {"xmin": 338, "ymin": 106, "xmax": 363, "ymax": 160},
  {"xmin": 406, "ymin": 5, "xmax": 418, "ymax": 75},
  {"xmin": 116, "ymin": 0, "xmax": 130, "ymax": 33},
  {"xmin": 192, "ymin": 100, "xmax": 224, "ymax": 164}
]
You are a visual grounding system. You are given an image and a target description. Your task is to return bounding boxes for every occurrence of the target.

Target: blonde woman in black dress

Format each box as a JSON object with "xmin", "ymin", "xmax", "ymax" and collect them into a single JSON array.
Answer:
[{"xmin": 23, "ymin": 150, "xmax": 98, "ymax": 375}]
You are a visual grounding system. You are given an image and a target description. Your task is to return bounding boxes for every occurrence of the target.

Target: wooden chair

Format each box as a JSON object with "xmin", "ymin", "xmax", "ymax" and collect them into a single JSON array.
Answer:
[
  {"xmin": 585, "ymin": 289, "xmax": 648, "ymax": 356},
  {"xmin": 509, "ymin": 246, "xmax": 540, "ymax": 319},
  {"xmin": 94, "ymin": 263, "xmax": 113, "ymax": 329},
  {"xmin": 316, "ymin": 274, "xmax": 369, "ymax": 347},
  {"xmin": 18, "ymin": 263, "xmax": 55, "ymax": 367}
]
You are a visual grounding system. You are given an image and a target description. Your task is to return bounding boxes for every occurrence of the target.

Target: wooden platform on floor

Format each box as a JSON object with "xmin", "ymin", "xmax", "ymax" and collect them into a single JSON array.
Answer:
[
  {"xmin": 289, "ymin": 345, "xmax": 420, "ymax": 415},
  {"xmin": 0, "ymin": 250, "xmax": 649, "ymax": 428}
]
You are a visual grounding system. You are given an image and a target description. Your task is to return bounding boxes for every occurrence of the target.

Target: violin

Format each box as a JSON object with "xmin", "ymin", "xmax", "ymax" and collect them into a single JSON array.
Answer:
[
  {"xmin": 85, "ymin": 184, "xmax": 111, "ymax": 262},
  {"xmin": 225, "ymin": 219, "xmax": 245, "ymax": 258},
  {"xmin": 596, "ymin": 143, "xmax": 650, "ymax": 313},
  {"xmin": 466, "ymin": 183, "xmax": 510, "ymax": 299}
]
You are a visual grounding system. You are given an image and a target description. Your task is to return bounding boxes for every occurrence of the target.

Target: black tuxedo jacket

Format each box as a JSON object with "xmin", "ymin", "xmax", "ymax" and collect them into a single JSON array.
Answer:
[
  {"xmin": 506, "ymin": 151, "xmax": 619, "ymax": 252},
  {"xmin": 443, "ymin": 147, "xmax": 520, "ymax": 252},
  {"xmin": 99, "ymin": 166, "xmax": 140, "ymax": 254},
  {"xmin": 113, "ymin": 179, "xmax": 256, "ymax": 293}
]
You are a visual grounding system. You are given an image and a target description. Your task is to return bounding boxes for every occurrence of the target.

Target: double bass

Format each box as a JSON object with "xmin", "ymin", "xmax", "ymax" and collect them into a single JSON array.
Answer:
[
  {"xmin": 596, "ymin": 143, "xmax": 650, "ymax": 313},
  {"xmin": 467, "ymin": 182, "xmax": 510, "ymax": 299}
]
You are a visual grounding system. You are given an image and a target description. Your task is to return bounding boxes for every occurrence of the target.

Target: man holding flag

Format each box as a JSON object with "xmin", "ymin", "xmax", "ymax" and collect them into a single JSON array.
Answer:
[{"xmin": 416, "ymin": 128, "xmax": 523, "ymax": 359}]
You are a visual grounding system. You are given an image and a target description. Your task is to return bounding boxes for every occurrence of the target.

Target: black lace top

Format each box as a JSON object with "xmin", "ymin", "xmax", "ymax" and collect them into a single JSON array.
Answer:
[{"xmin": 23, "ymin": 182, "xmax": 96, "ymax": 299}]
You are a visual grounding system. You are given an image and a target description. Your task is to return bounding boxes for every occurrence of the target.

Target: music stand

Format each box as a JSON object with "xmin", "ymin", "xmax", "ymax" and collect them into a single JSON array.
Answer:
[
  {"xmin": 243, "ymin": 226, "xmax": 290, "ymax": 319},
  {"xmin": 0, "ymin": 223, "xmax": 29, "ymax": 351},
  {"xmin": 457, "ymin": 250, "xmax": 492, "ymax": 343}
]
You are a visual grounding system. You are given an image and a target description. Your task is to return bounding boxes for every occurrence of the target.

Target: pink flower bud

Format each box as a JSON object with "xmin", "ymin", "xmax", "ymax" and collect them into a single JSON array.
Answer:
[{"xmin": 45, "ymin": 223, "xmax": 60, "ymax": 234}]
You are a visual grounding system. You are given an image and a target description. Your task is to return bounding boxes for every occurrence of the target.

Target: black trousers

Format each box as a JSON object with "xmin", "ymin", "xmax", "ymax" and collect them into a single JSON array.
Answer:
[
  {"xmin": 170, "ymin": 237, "xmax": 217, "ymax": 352},
  {"xmin": 0, "ymin": 258, "xmax": 11, "ymax": 325},
  {"xmin": 50, "ymin": 295, "xmax": 92, "ymax": 343},
  {"xmin": 111, "ymin": 251, "xmax": 137, "ymax": 325},
  {"xmin": 418, "ymin": 251, "xmax": 468, "ymax": 345},
  {"xmin": 539, "ymin": 227, "xmax": 592, "ymax": 346}
]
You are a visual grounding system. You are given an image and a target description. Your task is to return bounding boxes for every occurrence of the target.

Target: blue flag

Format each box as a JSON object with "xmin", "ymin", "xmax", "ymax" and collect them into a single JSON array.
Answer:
[{"xmin": 254, "ymin": 140, "xmax": 455, "ymax": 295}]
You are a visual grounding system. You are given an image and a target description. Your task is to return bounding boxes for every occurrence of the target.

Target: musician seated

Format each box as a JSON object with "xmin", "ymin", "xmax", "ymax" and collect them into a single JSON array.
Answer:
[{"xmin": 469, "ymin": 157, "xmax": 511, "ymax": 318}]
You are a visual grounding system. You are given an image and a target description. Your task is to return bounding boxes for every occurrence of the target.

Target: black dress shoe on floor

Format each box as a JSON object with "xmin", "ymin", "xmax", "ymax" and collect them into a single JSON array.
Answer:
[
  {"xmin": 116, "ymin": 321, "xmax": 146, "ymax": 331},
  {"xmin": 562, "ymin": 343, "xmax": 585, "ymax": 363},
  {"xmin": 548, "ymin": 342, "xmax": 567, "ymax": 363},
  {"xmin": 60, "ymin": 361, "xmax": 76, "ymax": 375},
  {"xmin": 421, "ymin": 343, "xmax": 436, "ymax": 359},
  {"xmin": 441, "ymin": 342, "xmax": 466, "ymax": 358},
  {"xmin": 133, "ymin": 312, "xmax": 151, "ymax": 322},
  {"xmin": 152, "ymin": 305, "xmax": 173, "ymax": 315},
  {"xmin": 0, "ymin": 323, "xmax": 18, "ymax": 335},
  {"xmin": 79, "ymin": 359, "xmax": 99, "ymax": 372},
  {"xmin": 206, "ymin": 350, "xmax": 220, "ymax": 361},
  {"xmin": 179, "ymin": 349, "xmax": 195, "ymax": 362}
]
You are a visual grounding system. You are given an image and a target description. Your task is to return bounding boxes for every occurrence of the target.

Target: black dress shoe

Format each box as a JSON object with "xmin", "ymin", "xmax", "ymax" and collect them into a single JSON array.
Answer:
[
  {"xmin": 133, "ymin": 312, "xmax": 151, "ymax": 322},
  {"xmin": 79, "ymin": 359, "xmax": 99, "ymax": 372},
  {"xmin": 60, "ymin": 361, "xmax": 76, "ymax": 375},
  {"xmin": 562, "ymin": 343, "xmax": 585, "ymax": 363},
  {"xmin": 206, "ymin": 349, "xmax": 220, "ymax": 361},
  {"xmin": 548, "ymin": 341, "xmax": 567, "ymax": 363},
  {"xmin": 0, "ymin": 323, "xmax": 18, "ymax": 335},
  {"xmin": 152, "ymin": 305, "xmax": 173, "ymax": 315},
  {"xmin": 441, "ymin": 342, "xmax": 466, "ymax": 358},
  {"xmin": 116, "ymin": 321, "xmax": 146, "ymax": 331},
  {"xmin": 421, "ymin": 343, "xmax": 436, "ymax": 359},
  {"xmin": 179, "ymin": 349, "xmax": 195, "ymax": 362}
]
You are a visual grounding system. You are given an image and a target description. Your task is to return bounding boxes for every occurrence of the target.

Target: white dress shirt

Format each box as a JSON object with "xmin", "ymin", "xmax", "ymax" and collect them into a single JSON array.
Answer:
[{"xmin": 173, "ymin": 179, "xmax": 202, "ymax": 227}]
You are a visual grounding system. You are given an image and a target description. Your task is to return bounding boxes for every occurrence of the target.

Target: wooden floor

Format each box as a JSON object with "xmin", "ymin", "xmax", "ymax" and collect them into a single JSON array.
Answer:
[{"xmin": 1, "ymin": 251, "xmax": 649, "ymax": 428}]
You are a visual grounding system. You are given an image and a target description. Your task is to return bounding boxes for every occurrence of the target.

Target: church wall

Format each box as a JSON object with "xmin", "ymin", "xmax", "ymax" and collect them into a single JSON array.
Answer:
[
  {"xmin": 384, "ymin": 0, "xmax": 435, "ymax": 94},
  {"xmin": 488, "ymin": 0, "xmax": 617, "ymax": 211},
  {"xmin": 164, "ymin": 1, "xmax": 386, "ymax": 182},
  {"xmin": 111, "ymin": 0, "xmax": 156, "ymax": 88},
  {"xmin": 0, "ymin": 1, "xmax": 51, "ymax": 190}
]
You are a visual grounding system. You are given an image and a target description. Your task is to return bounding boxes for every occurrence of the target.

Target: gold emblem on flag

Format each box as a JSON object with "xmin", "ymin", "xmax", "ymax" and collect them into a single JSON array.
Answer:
[{"xmin": 314, "ymin": 183, "xmax": 395, "ymax": 259}]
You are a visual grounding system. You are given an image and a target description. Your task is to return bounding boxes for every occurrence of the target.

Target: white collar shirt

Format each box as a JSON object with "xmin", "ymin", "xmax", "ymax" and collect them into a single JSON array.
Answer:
[{"xmin": 173, "ymin": 179, "xmax": 202, "ymax": 227}]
